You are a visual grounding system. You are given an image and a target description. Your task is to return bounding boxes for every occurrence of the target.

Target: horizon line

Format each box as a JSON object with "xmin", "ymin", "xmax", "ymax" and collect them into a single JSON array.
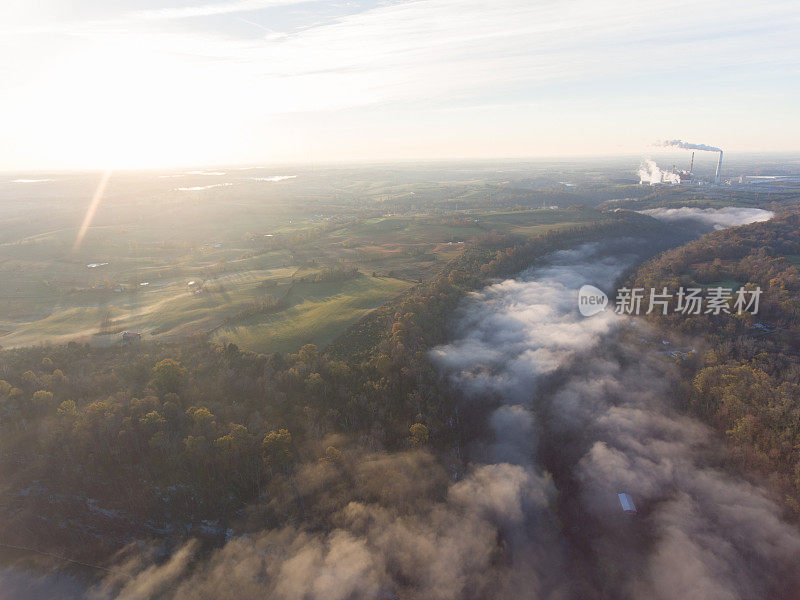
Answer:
[{"xmin": 3, "ymin": 150, "xmax": 800, "ymax": 175}]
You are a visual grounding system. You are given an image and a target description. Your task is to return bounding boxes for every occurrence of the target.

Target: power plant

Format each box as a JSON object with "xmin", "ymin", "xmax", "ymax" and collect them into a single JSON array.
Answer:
[
  {"xmin": 662, "ymin": 139, "xmax": 723, "ymax": 185},
  {"xmin": 670, "ymin": 151, "xmax": 695, "ymax": 183},
  {"xmin": 639, "ymin": 139, "xmax": 724, "ymax": 186}
]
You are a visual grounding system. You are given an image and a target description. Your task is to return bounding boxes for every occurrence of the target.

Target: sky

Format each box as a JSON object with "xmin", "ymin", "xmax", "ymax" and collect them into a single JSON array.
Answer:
[{"xmin": 1, "ymin": 0, "xmax": 799, "ymax": 170}]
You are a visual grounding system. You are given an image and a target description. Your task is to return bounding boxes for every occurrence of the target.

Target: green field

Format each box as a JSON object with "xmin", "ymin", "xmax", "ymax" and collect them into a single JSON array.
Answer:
[
  {"xmin": 212, "ymin": 275, "xmax": 411, "ymax": 353},
  {"xmin": 0, "ymin": 207, "xmax": 594, "ymax": 351},
  {"xmin": 0, "ymin": 170, "xmax": 609, "ymax": 353}
]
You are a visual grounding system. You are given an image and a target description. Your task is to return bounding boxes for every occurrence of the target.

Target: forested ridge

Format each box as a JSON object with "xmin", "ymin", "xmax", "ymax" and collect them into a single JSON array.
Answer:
[
  {"xmin": 0, "ymin": 212, "xmax": 678, "ymax": 561},
  {"xmin": 630, "ymin": 212, "xmax": 800, "ymax": 512}
]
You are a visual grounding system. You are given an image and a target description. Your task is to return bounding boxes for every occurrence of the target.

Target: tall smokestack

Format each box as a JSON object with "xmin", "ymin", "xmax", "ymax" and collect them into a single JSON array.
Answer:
[
  {"xmin": 690, "ymin": 152, "xmax": 694, "ymax": 173},
  {"xmin": 714, "ymin": 150, "xmax": 723, "ymax": 185}
]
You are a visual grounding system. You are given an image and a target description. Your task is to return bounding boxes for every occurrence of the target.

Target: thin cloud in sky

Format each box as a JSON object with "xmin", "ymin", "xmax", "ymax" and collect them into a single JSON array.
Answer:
[
  {"xmin": 195, "ymin": 0, "xmax": 799, "ymax": 111},
  {"xmin": 131, "ymin": 0, "xmax": 314, "ymax": 20},
  {"xmin": 0, "ymin": 0, "xmax": 799, "ymax": 168}
]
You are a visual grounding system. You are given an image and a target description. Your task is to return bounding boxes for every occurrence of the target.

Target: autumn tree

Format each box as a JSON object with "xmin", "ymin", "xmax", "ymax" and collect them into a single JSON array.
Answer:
[{"xmin": 151, "ymin": 359, "xmax": 186, "ymax": 394}]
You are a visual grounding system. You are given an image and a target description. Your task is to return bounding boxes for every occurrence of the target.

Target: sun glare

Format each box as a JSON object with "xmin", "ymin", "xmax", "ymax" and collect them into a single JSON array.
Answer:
[
  {"xmin": 24, "ymin": 41, "xmax": 240, "ymax": 169},
  {"xmin": 73, "ymin": 169, "xmax": 112, "ymax": 252}
]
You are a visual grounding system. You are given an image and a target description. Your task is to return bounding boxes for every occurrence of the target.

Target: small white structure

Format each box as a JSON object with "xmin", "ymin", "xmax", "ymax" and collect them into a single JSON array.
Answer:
[{"xmin": 618, "ymin": 492, "xmax": 637, "ymax": 514}]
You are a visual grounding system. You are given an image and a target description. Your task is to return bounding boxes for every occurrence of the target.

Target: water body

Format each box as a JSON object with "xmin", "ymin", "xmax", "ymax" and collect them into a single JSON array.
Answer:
[{"xmin": 0, "ymin": 546, "xmax": 98, "ymax": 600}]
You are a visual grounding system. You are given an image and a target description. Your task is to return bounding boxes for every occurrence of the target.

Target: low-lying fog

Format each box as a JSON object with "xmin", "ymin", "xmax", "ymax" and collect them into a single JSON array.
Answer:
[
  {"xmin": 640, "ymin": 206, "xmax": 774, "ymax": 229},
  {"xmin": 431, "ymin": 237, "xmax": 800, "ymax": 598}
]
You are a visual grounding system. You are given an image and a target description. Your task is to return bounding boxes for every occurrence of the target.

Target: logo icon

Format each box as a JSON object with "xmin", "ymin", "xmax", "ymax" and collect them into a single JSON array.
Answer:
[{"xmin": 578, "ymin": 285, "xmax": 608, "ymax": 317}]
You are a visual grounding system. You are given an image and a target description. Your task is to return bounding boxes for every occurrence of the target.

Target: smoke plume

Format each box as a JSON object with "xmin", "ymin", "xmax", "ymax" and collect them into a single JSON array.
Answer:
[
  {"xmin": 638, "ymin": 159, "xmax": 679, "ymax": 185},
  {"xmin": 660, "ymin": 139, "xmax": 723, "ymax": 153}
]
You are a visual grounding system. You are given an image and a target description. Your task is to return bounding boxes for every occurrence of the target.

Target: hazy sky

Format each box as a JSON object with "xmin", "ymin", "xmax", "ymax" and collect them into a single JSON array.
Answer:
[{"xmin": 1, "ymin": 0, "xmax": 799, "ymax": 170}]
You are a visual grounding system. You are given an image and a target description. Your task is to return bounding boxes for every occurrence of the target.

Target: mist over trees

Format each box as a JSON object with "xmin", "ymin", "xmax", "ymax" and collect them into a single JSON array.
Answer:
[{"xmin": 630, "ymin": 213, "xmax": 800, "ymax": 513}]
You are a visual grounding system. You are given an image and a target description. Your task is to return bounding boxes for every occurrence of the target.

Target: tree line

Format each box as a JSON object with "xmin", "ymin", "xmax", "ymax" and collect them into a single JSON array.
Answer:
[{"xmin": 630, "ymin": 212, "xmax": 800, "ymax": 513}]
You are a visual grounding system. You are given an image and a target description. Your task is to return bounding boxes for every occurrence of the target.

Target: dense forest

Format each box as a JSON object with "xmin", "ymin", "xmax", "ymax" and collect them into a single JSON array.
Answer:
[
  {"xmin": 630, "ymin": 213, "xmax": 800, "ymax": 511},
  {"xmin": 0, "ymin": 212, "xmax": 679, "ymax": 562}
]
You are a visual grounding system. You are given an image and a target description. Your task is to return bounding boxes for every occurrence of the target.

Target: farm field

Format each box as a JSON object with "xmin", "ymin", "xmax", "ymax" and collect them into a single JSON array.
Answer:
[
  {"xmin": 212, "ymin": 275, "xmax": 412, "ymax": 353},
  {"xmin": 0, "ymin": 167, "xmax": 615, "ymax": 352}
]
